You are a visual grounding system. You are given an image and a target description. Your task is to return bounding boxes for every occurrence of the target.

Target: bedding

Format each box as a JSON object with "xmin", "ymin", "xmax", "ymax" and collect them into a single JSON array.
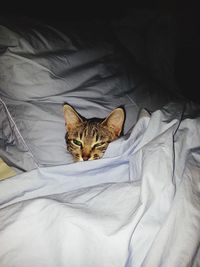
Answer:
[
  {"xmin": 0, "ymin": 15, "xmax": 200, "ymax": 267},
  {"xmin": 0, "ymin": 18, "xmax": 141, "ymax": 169},
  {"xmin": 0, "ymin": 17, "xmax": 180, "ymax": 170},
  {"xmin": 0, "ymin": 102, "xmax": 200, "ymax": 267}
]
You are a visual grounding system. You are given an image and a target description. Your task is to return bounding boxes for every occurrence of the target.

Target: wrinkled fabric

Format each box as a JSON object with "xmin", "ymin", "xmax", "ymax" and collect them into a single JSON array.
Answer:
[
  {"xmin": 0, "ymin": 20, "xmax": 180, "ymax": 170},
  {"xmin": 0, "ymin": 103, "xmax": 199, "ymax": 267},
  {"xmin": 0, "ymin": 98, "xmax": 37, "ymax": 171}
]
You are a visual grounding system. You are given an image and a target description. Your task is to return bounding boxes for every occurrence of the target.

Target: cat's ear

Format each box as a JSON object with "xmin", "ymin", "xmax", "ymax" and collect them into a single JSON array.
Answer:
[
  {"xmin": 63, "ymin": 104, "xmax": 83, "ymax": 131},
  {"xmin": 102, "ymin": 108, "xmax": 125, "ymax": 137}
]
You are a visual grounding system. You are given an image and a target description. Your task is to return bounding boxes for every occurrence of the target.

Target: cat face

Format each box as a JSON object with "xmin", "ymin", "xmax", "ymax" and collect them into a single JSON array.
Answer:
[{"xmin": 63, "ymin": 104, "xmax": 125, "ymax": 161}]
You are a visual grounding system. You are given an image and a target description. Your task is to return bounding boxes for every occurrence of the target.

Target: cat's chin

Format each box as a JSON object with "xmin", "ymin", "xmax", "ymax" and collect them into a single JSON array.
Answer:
[
  {"xmin": 74, "ymin": 157, "xmax": 101, "ymax": 162},
  {"xmin": 76, "ymin": 158, "xmax": 92, "ymax": 162}
]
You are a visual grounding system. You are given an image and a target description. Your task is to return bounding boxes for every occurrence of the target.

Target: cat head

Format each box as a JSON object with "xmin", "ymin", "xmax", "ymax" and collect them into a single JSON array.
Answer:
[{"xmin": 63, "ymin": 104, "xmax": 125, "ymax": 161}]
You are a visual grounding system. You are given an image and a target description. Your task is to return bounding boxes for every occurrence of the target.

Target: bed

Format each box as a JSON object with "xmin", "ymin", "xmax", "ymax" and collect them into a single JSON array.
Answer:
[{"xmin": 0, "ymin": 10, "xmax": 200, "ymax": 267}]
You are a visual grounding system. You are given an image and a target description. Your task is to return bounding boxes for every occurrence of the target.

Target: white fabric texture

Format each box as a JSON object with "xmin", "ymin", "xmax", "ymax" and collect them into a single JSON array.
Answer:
[
  {"xmin": 0, "ymin": 20, "xmax": 140, "ymax": 169},
  {"xmin": 0, "ymin": 19, "xmax": 179, "ymax": 169},
  {"xmin": 0, "ymin": 102, "xmax": 199, "ymax": 267},
  {"xmin": 0, "ymin": 17, "xmax": 198, "ymax": 267}
]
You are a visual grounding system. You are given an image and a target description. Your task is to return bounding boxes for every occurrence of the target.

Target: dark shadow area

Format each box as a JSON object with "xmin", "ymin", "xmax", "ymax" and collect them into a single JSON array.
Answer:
[{"xmin": 0, "ymin": 0, "xmax": 199, "ymax": 103}]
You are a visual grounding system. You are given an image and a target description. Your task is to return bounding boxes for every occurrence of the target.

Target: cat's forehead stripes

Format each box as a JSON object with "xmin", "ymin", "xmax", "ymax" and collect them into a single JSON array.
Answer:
[
  {"xmin": 95, "ymin": 133, "xmax": 99, "ymax": 142},
  {"xmin": 81, "ymin": 122, "xmax": 100, "ymax": 138}
]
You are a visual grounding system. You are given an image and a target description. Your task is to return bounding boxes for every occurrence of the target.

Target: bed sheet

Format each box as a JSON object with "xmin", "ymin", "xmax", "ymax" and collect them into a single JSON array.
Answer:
[{"xmin": 0, "ymin": 102, "xmax": 199, "ymax": 267}]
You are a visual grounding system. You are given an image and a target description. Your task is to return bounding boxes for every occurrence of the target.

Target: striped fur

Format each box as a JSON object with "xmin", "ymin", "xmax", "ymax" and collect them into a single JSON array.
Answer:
[{"xmin": 63, "ymin": 104, "xmax": 125, "ymax": 161}]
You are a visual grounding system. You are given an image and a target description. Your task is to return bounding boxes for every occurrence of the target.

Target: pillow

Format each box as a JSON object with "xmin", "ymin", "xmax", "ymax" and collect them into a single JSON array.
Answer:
[
  {"xmin": 0, "ymin": 17, "xmax": 180, "ymax": 170},
  {"xmin": 0, "ymin": 18, "xmax": 140, "ymax": 169},
  {"xmin": 0, "ymin": 19, "xmax": 76, "ymax": 52},
  {"xmin": 0, "ymin": 20, "xmax": 116, "ymax": 101}
]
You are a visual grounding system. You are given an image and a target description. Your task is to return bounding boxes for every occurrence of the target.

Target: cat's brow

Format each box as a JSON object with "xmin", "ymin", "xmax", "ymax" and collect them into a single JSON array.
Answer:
[
  {"xmin": 95, "ymin": 133, "xmax": 99, "ymax": 141},
  {"xmin": 91, "ymin": 127, "xmax": 97, "ymax": 137},
  {"xmin": 83, "ymin": 127, "xmax": 88, "ymax": 137}
]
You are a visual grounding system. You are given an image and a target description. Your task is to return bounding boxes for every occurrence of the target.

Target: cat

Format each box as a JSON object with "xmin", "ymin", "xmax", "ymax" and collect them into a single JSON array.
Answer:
[{"xmin": 63, "ymin": 104, "xmax": 125, "ymax": 161}]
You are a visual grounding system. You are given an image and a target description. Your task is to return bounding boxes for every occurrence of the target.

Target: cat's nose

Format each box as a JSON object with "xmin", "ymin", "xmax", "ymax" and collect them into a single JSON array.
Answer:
[{"xmin": 82, "ymin": 155, "xmax": 89, "ymax": 161}]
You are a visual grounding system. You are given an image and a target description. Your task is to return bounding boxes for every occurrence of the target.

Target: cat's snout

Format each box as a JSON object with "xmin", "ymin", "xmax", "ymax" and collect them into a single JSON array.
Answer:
[{"xmin": 82, "ymin": 155, "xmax": 90, "ymax": 161}]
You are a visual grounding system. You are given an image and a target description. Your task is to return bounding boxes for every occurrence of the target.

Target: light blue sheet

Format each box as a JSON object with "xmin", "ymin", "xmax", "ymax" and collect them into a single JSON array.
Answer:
[{"xmin": 0, "ymin": 102, "xmax": 200, "ymax": 267}]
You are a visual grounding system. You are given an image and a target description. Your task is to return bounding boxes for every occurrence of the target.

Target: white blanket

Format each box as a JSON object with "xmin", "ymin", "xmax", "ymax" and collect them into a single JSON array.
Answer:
[{"xmin": 0, "ymin": 102, "xmax": 200, "ymax": 267}]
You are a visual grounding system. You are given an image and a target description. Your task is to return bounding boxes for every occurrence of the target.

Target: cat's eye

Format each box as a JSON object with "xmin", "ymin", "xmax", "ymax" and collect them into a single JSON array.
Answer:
[
  {"xmin": 72, "ymin": 139, "xmax": 82, "ymax": 147},
  {"xmin": 94, "ymin": 142, "xmax": 105, "ymax": 148}
]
